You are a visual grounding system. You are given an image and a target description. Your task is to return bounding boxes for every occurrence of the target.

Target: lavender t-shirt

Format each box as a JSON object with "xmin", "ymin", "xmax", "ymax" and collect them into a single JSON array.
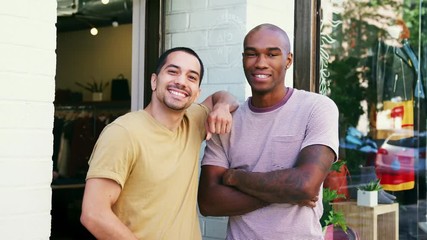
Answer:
[{"xmin": 201, "ymin": 88, "xmax": 339, "ymax": 240}]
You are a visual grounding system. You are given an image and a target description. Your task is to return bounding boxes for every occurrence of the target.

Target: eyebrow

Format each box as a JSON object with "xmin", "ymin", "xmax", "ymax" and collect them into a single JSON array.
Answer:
[
  {"xmin": 244, "ymin": 47, "xmax": 283, "ymax": 52},
  {"xmin": 165, "ymin": 64, "xmax": 200, "ymax": 77}
]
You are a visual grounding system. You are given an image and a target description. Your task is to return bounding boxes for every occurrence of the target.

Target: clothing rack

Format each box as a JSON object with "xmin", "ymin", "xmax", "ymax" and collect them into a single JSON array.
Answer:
[{"xmin": 52, "ymin": 101, "xmax": 130, "ymax": 180}]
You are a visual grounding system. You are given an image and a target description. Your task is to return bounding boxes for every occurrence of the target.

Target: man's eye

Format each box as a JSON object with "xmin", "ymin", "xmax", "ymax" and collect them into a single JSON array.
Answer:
[
  {"xmin": 168, "ymin": 70, "xmax": 178, "ymax": 75},
  {"xmin": 244, "ymin": 53, "xmax": 257, "ymax": 57},
  {"xmin": 188, "ymin": 75, "xmax": 198, "ymax": 81}
]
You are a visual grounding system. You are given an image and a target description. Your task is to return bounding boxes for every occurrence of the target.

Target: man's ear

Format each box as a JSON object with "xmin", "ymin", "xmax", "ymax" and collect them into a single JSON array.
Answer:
[
  {"xmin": 151, "ymin": 73, "xmax": 157, "ymax": 91},
  {"xmin": 285, "ymin": 52, "xmax": 293, "ymax": 69}
]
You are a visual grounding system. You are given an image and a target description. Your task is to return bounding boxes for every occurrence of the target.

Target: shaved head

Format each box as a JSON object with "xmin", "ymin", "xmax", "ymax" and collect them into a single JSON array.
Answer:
[{"xmin": 244, "ymin": 23, "xmax": 291, "ymax": 54}]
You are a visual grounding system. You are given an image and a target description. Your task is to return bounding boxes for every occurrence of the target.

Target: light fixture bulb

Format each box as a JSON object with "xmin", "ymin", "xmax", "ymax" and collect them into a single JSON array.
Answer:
[
  {"xmin": 101, "ymin": 0, "xmax": 109, "ymax": 4},
  {"xmin": 112, "ymin": 21, "xmax": 119, "ymax": 27},
  {"xmin": 90, "ymin": 27, "xmax": 98, "ymax": 36}
]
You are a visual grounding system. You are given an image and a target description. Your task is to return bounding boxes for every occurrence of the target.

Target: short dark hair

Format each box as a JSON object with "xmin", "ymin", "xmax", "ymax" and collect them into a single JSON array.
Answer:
[{"xmin": 155, "ymin": 47, "xmax": 205, "ymax": 85}]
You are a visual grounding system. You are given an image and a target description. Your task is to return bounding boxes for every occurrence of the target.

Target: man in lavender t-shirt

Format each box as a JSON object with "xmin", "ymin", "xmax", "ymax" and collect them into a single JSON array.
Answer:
[{"xmin": 198, "ymin": 24, "xmax": 339, "ymax": 240}]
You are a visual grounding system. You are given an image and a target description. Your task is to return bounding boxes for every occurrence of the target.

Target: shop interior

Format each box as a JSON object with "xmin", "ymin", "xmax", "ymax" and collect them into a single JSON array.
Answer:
[{"xmin": 52, "ymin": 0, "xmax": 133, "ymax": 239}]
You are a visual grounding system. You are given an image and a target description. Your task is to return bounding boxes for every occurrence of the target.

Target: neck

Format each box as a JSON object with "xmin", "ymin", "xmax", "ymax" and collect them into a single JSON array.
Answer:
[
  {"xmin": 251, "ymin": 87, "xmax": 287, "ymax": 108},
  {"xmin": 144, "ymin": 101, "xmax": 185, "ymax": 131}
]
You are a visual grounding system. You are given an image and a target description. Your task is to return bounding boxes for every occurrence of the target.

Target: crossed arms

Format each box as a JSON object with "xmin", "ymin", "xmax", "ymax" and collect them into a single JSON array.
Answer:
[{"xmin": 198, "ymin": 144, "xmax": 335, "ymax": 216}]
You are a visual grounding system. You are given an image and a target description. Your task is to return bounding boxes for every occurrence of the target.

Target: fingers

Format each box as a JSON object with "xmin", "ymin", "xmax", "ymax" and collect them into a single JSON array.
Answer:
[
  {"xmin": 207, "ymin": 116, "xmax": 229, "ymax": 134},
  {"xmin": 298, "ymin": 200, "xmax": 316, "ymax": 208},
  {"xmin": 205, "ymin": 109, "xmax": 233, "ymax": 136},
  {"xmin": 205, "ymin": 131, "xmax": 212, "ymax": 141},
  {"xmin": 222, "ymin": 169, "xmax": 237, "ymax": 186},
  {"xmin": 296, "ymin": 196, "xmax": 318, "ymax": 208}
]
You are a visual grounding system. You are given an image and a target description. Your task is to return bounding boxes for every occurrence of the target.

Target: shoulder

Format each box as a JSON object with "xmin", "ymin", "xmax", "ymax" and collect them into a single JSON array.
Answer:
[
  {"xmin": 112, "ymin": 110, "xmax": 146, "ymax": 126},
  {"xmin": 292, "ymin": 89, "xmax": 337, "ymax": 109},
  {"xmin": 186, "ymin": 103, "xmax": 209, "ymax": 118}
]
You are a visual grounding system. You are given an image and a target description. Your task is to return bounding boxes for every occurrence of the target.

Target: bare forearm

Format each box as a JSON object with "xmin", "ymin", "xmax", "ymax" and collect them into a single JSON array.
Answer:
[
  {"xmin": 223, "ymin": 145, "xmax": 334, "ymax": 204},
  {"xmin": 223, "ymin": 169, "xmax": 317, "ymax": 204},
  {"xmin": 81, "ymin": 210, "xmax": 138, "ymax": 240},
  {"xmin": 211, "ymin": 90, "xmax": 239, "ymax": 112},
  {"xmin": 198, "ymin": 165, "xmax": 267, "ymax": 216},
  {"xmin": 81, "ymin": 179, "xmax": 138, "ymax": 240},
  {"xmin": 199, "ymin": 183, "xmax": 267, "ymax": 216}
]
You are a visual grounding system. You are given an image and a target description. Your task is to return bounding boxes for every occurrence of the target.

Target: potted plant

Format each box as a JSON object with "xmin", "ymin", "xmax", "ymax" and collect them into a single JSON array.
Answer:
[
  {"xmin": 322, "ymin": 161, "xmax": 355, "ymax": 239},
  {"xmin": 75, "ymin": 78, "xmax": 109, "ymax": 101},
  {"xmin": 357, "ymin": 179, "xmax": 382, "ymax": 207},
  {"xmin": 322, "ymin": 188, "xmax": 359, "ymax": 239}
]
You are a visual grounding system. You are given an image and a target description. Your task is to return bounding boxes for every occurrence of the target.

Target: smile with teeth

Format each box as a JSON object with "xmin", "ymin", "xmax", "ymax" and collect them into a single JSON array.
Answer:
[
  {"xmin": 254, "ymin": 74, "xmax": 270, "ymax": 79},
  {"xmin": 169, "ymin": 90, "xmax": 188, "ymax": 98}
]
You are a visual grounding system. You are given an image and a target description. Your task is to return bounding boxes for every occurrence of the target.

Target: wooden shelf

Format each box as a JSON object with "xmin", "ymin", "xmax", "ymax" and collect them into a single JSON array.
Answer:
[{"xmin": 332, "ymin": 201, "xmax": 399, "ymax": 240}]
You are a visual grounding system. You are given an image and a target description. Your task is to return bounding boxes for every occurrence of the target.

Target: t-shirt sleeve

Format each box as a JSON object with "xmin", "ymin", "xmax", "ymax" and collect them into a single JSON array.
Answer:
[
  {"xmin": 187, "ymin": 103, "xmax": 209, "ymax": 140},
  {"xmin": 302, "ymin": 95, "xmax": 339, "ymax": 160},
  {"xmin": 86, "ymin": 123, "xmax": 135, "ymax": 188},
  {"xmin": 201, "ymin": 132, "xmax": 230, "ymax": 169}
]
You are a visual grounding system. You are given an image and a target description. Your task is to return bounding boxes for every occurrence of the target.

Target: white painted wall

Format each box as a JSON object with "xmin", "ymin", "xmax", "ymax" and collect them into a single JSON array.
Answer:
[
  {"xmin": 164, "ymin": 0, "xmax": 294, "ymax": 239},
  {"xmin": 0, "ymin": 1, "xmax": 57, "ymax": 239}
]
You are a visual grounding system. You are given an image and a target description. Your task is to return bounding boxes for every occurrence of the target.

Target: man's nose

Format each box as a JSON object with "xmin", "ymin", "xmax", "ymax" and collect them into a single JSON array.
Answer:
[
  {"xmin": 255, "ymin": 54, "xmax": 268, "ymax": 68},
  {"xmin": 174, "ymin": 74, "xmax": 186, "ymax": 85}
]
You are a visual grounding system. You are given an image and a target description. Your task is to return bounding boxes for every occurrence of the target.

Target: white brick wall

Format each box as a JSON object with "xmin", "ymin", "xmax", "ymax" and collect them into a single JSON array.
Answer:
[
  {"xmin": 165, "ymin": 0, "xmax": 247, "ymax": 104},
  {"xmin": 164, "ymin": 0, "xmax": 294, "ymax": 239},
  {"xmin": 0, "ymin": 1, "xmax": 57, "ymax": 239}
]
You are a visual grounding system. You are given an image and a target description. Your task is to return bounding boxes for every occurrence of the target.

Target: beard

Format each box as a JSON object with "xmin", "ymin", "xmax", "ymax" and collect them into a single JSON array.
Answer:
[{"xmin": 163, "ymin": 98, "xmax": 191, "ymax": 111}]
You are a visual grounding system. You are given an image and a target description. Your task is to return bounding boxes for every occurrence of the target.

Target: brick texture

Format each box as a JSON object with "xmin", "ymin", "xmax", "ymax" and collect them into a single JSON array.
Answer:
[{"xmin": 0, "ymin": 1, "xmax": 56, "ymax": 239}]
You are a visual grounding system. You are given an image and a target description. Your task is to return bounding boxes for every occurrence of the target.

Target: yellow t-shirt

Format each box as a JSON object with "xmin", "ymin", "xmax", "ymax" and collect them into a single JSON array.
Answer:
[{"xmin": 86, "ymin": 103, "xmax": 208, "ymax": 239}]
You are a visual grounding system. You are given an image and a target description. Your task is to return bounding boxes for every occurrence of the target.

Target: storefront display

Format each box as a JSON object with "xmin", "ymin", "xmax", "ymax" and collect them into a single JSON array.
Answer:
[{"xmin": 319, "ymin": 0, "xmax": 427, "ymax": 239}]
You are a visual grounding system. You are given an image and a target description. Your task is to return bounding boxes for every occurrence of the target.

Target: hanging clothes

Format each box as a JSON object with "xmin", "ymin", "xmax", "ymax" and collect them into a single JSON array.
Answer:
[{"xmin": 52, "ymin": 104, "xmax": 129, "ymax": 180}]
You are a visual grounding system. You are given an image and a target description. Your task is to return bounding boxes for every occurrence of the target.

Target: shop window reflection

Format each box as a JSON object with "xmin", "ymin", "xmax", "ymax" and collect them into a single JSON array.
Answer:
[{"xmin": 319, "ymin": 0, "xmax": 427, "ymax": 239}]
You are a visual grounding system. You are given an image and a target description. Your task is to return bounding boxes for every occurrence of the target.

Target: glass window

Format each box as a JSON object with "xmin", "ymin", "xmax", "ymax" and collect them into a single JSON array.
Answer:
[{"xmin": 319, "ymin": 0, "xmax": 427, "ymax": 239}]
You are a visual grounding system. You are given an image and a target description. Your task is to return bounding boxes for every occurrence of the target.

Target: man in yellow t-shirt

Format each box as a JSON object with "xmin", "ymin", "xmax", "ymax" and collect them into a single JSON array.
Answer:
[{"xmin": 80, "ymin": 47, "xmax": 238, "ymax": 239}]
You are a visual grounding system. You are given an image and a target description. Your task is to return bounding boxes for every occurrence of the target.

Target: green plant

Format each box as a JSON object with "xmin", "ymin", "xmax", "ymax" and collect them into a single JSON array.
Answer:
[
  {"xmin": 323, "ymin": 208, "xmax": 348, "ymax": 233},
  {"xmin": 329, "ymin": 159, "xmax": 346, "ymax": 173},
  {"xmin": 321, "ymin": 160, "xmax": 349, "ymax": 232},
  {"xmin": 357, "ymin": 179, "xmax": 383, "ymax": 191},
  {"xmin": 75, "ymin": 78, "xmax": 109, "ymax": 93},
  {"xmin": 323, "ymin": 187, "xmax": 346, "ymax": 203},
  {"xmin": 321, "ymin": 188, "xmax": 347, "ymax": 231}
]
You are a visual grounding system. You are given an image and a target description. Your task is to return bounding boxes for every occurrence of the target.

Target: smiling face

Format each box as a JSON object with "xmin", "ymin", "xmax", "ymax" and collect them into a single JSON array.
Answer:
[
  {"xmin": 242, "ymin": 25, "xmax": 293, "ymax": 99},
  {"xmin": 151, "ymin": 51, "xmax": 201, "ymax": 111}
]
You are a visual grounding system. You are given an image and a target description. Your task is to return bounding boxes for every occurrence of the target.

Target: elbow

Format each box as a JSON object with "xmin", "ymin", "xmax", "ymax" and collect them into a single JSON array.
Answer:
[
  {"xmin": 198, "ymin": 196, "xmax": 213, "ymax": 216},
  {"xmin": 198, "ymin": 193, "xmax": 221, "ymax": 217},
  {"xmin": 198, "ymin": 204, "xmax": 210, "ymax": 217},
  {"xmin": 80, "ymin": 209, "xmax": 97, "ymax": 232}
]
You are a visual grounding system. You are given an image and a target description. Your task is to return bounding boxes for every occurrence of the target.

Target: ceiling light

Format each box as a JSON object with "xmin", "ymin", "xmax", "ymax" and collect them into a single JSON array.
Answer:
[
  {"xmin": 101, "ymin": 0, "xmax": 110, "ymax": 4},
  {"xmin": 90, "ymin": 27, "xmax": 98, "ymax": 36}
]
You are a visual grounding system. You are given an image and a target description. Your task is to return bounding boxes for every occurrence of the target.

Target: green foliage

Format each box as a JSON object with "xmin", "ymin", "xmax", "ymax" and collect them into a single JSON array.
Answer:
[
  {"xmin": 323, "ymin": 209, "xmax": 348, "ymax": 233},
  {"xmin": 330, "ymin": 160, "xmax": 346, "ymax": 173},
  {"xmin": 323, "ymin": 187, "xmax": 346, "ymax": 204},
  {"xmin": 403, "ymin": 1, "xmax": 427, "ymax": 48},
  {"xmin": 321, "ymin": 188, "xmax": 347, "ymax": 229},
  {"xmin": 357, "ymin": 179, "xmax": 383, "ymax": 191},
  {"xmin": 328, "ymin": 57, "xmax": 365, "ymax": 133}
]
